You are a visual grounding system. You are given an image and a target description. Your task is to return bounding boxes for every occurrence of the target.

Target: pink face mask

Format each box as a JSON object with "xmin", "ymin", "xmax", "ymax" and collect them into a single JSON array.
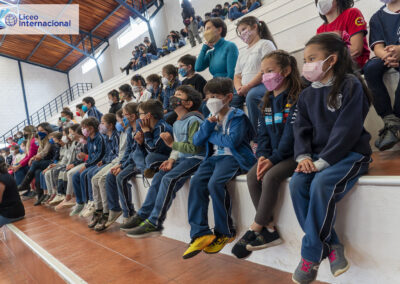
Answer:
[
  {"xmin": 240, "ymin": 29, "xmax": 254, "ymax": 44},
  {"xmin": 302, "ymin": 55, "xmax": 333, "ymax": 82},
  {"xmin": 99, "ymin": 124, "xmax": 107, "ymax": 135},
  {"xmin": 82, "ymin": 128, "xmax": 90, "ymax": 138},
  {"xmin": 262, "ymin": 73, "xmax": 285, "ymax": 91}
]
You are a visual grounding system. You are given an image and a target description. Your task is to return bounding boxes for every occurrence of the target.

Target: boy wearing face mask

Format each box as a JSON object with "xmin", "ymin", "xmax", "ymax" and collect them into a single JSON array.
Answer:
[
  {"xmin": 108, "ymin": 89, "xmax": 122, "ymax": 114},
  {"xmin": 81, "ymin": 96, "xmax": 103, "ymax": 121},
  {"xmin": 183, "ymin": 78, "xmax": 256, "ymax": 259},
  {"xmin": 131, "ymin": 75, "xmax": 152, "ymax": 103},
  {"xmin": 364, "ymin": 0, "xmax": 400, "ymax": 151},
  {"xmin": 70, "ymin": 118, "xmax": 106, "ymax": 217},
  {"xmin": 162, "ymin": 64, "xmax": 182, "ymax": 124},
  {"xmin": 125, "ymin": 86, "xmax": 205, "ymax": 238},
  {"xmin": 178, "ymin": 55, "xmax": 207, "ymax": 98},
  {"xmin": 315, "ymin": 0, "xmax": 370, "ymax": 69}
]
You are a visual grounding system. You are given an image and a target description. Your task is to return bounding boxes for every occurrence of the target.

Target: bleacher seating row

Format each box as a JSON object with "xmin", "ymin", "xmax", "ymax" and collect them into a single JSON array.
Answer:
[{"xmin": 40, "ymin": 0, "xmax": 400, "ymax": 283}]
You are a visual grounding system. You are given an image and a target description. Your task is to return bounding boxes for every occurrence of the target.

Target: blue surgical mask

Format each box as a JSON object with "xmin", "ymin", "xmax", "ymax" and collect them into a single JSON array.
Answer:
[
  {"xmin": 38, "ymin": 131, "xmax": 47, "ymax": 140},
  {"xmin": 123, "ymin": 117, "xmax": 129, "ymax": 126},
  {"xmin": 49, "ymin": 138, "xmax": 55, "ymax": 144},
  {"xmin": 82, "ymin": 105, "xmax": 88, "ymax": 113},
  {"xmin": 116, "ymin": 122, "xmax": 124, "ymax": 132},
  {"xmin": 179, "ymin": 68, "xmax": 188, "ymax": 77}
]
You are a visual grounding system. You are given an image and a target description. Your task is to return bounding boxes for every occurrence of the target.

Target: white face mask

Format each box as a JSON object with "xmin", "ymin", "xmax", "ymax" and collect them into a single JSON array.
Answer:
[
  {"xmin": 132, "ymin": 86, "xmax": 141, "ymax": 93},
  {"xmin": 206, "ymin": 98, "xmax": 225, "ymax": 116},
  {"xmin": 61, "ymin": 136, "xmax": 69, "ymax": 144},
  {"xmin": 317, "ymin": 0, "xmax": 333, "ymax": 15},
  {"xmin": 161, "ymin": 77, "xmax": 169, "ymax": 86},
  {"xmin": 108, "ymin": 99, "xmax": 114, "ymax": 106}
]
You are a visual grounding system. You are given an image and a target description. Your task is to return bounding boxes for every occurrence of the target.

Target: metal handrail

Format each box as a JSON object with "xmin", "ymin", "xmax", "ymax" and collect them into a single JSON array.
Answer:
[{"xmin": 0, "ymin": 83, "xmax": 92, "ymax": 144}]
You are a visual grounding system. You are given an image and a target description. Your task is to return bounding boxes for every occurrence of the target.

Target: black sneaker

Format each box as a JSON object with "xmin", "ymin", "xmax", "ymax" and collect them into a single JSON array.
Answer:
[
  {"xmin": 34, "ymin": 194, "xmax": 46, "ymax": 206},
  {"xmin": 94, "ymin": 213, "xmax": 109, "ymax": 232},
  {"xmin": 231, "ymin": 230, "xmax": 257, "ymax": 259},
  {"xmin": 375, "ymin": 125, "xmax": 399, "ymax": 151},
  {"xmin": 88, "ymin": 211, "xmax": 102, "ymax": 229},
  {"xmin": 246, "ymin": 227, "xmax": 283, "ymax": 251},
  {"xmin": 119, "ymin": 214, "xmax": 144, "ymax": 231},
  {"xmin": 126, "ymin": 220, "xmax": 161, "ymax": 238}
]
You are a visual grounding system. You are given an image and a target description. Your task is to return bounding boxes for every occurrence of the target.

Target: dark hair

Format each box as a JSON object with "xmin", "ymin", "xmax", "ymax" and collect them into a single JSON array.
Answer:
[
  {"xmin": 138, "ymin": 99, "xmax": 164, "ymax": 120},
  {"xmin": 0, "ymin": 157, "xmax": 7, "ymax": 174},
  {"xmin": 108, "ymin": 89, "xmax": 119, "ymax": 101},
  {"xmin": 305, "ymin": 32, "xmax": 372, "ymax": 108},
  {"xmin": 119, "ymin": 84, "xmax": 133, "ymax": 98},
  {"xmin": 146, "ymin": 74, "xmax": 162, "ymax": 85},
  {"xmin": 61, "ymin": 107, "xmax": 74, "ymax": 119},
  {"xmin": 102, "ymin": 113, "xmax": 117, "ymax": 127},
  {"xmin": 37, "ymin": 122, "xmax": 53, "ymax": 134},
  {"xmin": 178, "ymin": 54, "xmax": 196, "ymax": 70},
  {"xmin": 63, "ymin": 127, "xmax": 70, "ymax": 135},
  {"xmin": 116, "ymin": 109, "xmax": 123, "ymax": 119},
  {"xmin": 131, "ymin": 75, "xmax": 146, "ymax": 87},
  {"xmin": 315, "ymin": 0, "xmax": 354, "ymax": 22},
  {"xmin": 76, "ymin": 103, "xmax": 83, "ymax": 110},
  {"xmin": 236, "ymin": 16, "xmax": 277, "ymax": 47},
  {"xmin": 81, "ymin": 117, "xmax": 100, "ymax": 132},
  {"xmin": 216, "ymin": 4, "xmax": 222, "ymax": 9},
  {"xmin": 144, "ymin": 38, "xmax": 150, "ymax": 44},
  {"xmin": 261, "ymin": 50, "xmax": 302, "ymax": 109},
  {"xmin": 11, "ymin": 144, "xmax": 19, "ymax": 151},
  {"xmin": 204, "ymin": 77, "xmax": 234, "ymax": 96},
  {"xmin": 204, "ymin": 18, "xmax": 227, "ymax": 38},
  {"xmin": 70, "ymin": 124, "xmax": 80, "ymax": 132},
  {"xmin": 247, "ymin": 0, "xmax": 260, "ymax": 9},
  {"xmin": 175, "ymin": 85, "xmax": 202, "ymax": 111},
  {"xmin": 82, "ymin": 96, "xmax": 95, "ymax": 106},
  {"xmin": 51, "ymin": 132, "xmax": 63, "ymax": 140},
  {"xmin": 162, "ymin": 64, "xmax": 179, "ymax": 78},
  {"xmin": 76, "ymin": 126, "xmax": 83, "ymax": 136},
  {"xmin": 123, "ymin": 102, "xmax": 139, "ymax": 116}
]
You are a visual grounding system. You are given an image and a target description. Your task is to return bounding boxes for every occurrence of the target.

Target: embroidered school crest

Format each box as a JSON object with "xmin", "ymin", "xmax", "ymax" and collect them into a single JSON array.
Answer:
[
  {"xmin": 327, "ymin": 94, "xmax": 343, "ymax": 112},
  {"xmin": 355, "ymin": 17, "xmax": 365, "ymax": 27}
]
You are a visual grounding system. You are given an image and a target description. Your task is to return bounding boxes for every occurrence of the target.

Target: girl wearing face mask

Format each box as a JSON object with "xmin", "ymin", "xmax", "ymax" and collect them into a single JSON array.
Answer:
[
  {"xmin": 315, "ymin": 0, "xmax": 370, "ymax": 69},
  {"xmin": 18, "ymin": 123, "xmax": 56, "ymax": 206},
  {"xmin": 195, "ymin": 18, "xmax": 239, "ymax": 80},
  {"xmin": 131, "ymin": 75, "xmax": 152, "ymax": 103},
  {"xmin": 162, "ymin": 64, "xmax": 182, "ymax": 124},
  {"xmin": 146, "ymin": 74, "xmax": 165, "ymax": 103},
  {"xmin": 233, "ymin": 16, "xmax": 277, "ymax": 140},
  {"xmin": 231, "ymin": 50, "xmax": 302, "ymax": 260},
  {"xmin": 118, "ymin": 84, "xmax": 135, "ymax": 108},
  {"xmin": 107, "ymin": 89, "xmax": 122, "ymax": 114},
  {"xmin": 290, "ymin": 33, "xmax": 373, "ymax": 284}
]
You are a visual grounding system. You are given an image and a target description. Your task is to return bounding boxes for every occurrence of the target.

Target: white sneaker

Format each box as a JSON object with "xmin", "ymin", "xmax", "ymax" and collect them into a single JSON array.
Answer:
[
  {"xmin": 69, "ymin": 204, "xmax": 84, "ymax": 216},
  {"xmin": 49, "ymin": 194, "xmax": 65, "ymax": 205},
  {"xmin": 79, "ymin": 203, "xmax": 89, "ymax": 218},
  {"xmin": 81, "ymin": 201, "xmax": 96, "ymax": 218}
]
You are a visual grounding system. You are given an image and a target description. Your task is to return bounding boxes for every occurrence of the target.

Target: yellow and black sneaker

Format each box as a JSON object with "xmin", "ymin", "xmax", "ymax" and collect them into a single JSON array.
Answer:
[
  {"xmin": 203, "ymin": 235, "xmax": 235, "ymax": 254},
  {"xmin": 182, "ymin": 234, "xmax": 216, "ymax": 259}
]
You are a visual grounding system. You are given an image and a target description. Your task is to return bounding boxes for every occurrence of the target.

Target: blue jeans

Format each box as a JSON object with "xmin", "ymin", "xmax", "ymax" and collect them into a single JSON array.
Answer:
[
  {"xmin": 364, "ymin": 58, "xmax": 400, "ymax": 118},
  {"xmin": 0, "ymin": 215, "xmax": 24, "ymax": 227},
  {"xmin": 105, "ymin": 163, "xmax": 139, "ymax": 218},
  {"xmin": 14, "ymin": 166, "xmax": 28, "ymax": 186},
  {"xmin": 188, "ymin": 155, "xmax": 240, "ymax": 239},
  {"xmin": 231, "ymin": 83, "xmax": 266, "ymax": 137},
  {"xmin": 72, "ymin": 166, "xmax": 95, "ymax": 204},
  {"xmin": 138, "ymin": 157, "xmax": 203, "ymax": 227},
  {"xmin": 145, "ymin": 152, "xmax": 169, "ymax": 170},
  {"xmin": 30, "ymin": 160, "xmax": 52, "ymax": 195},
  {"xmin": 289, "ymin": 152, "xmax": 371, "ymax": 263}
]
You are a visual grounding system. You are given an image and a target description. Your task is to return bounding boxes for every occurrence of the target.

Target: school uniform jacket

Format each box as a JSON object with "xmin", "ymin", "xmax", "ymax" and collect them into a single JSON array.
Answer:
[{"xmin": 85, "ymin": 132, "xmax": 106, "ymax": 168}]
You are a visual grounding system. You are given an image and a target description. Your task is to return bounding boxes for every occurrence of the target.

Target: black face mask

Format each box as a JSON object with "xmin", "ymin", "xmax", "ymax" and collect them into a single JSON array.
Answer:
[{"xmin": 170, "ymin": 96, "xmax": 183, "ymax": 110}]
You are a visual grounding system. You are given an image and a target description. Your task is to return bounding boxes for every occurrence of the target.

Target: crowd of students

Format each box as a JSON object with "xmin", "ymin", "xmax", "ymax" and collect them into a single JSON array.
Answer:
[{"xmin": 1, "ymin": 0, "xmax": 399, "ymax": 283}]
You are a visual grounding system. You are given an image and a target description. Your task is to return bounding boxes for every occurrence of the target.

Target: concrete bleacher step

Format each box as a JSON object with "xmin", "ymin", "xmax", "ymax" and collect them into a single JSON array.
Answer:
[{"xmin": 5, "ymin": 201, "xmax": 320, "ymax": 284}]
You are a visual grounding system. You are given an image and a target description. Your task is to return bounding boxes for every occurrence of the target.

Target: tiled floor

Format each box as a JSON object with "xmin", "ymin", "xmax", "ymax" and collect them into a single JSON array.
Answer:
[{"xmin": 7, "ymin": 200, "xmax": 327, "ymax": 284}]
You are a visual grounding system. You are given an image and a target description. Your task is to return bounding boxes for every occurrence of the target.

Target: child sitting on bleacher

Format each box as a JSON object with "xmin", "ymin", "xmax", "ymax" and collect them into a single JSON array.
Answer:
[
  {"xmin": 146, "ymin": 74, "xmax": 165, "ymax": 103},
  {"xmin": 183, "ymin": 77, "xmax": 256, "ymax": 259},
  {"xmin": 131, "ymin": 75, "xmax": 152, "ymax": 103},
  {"xmin": 125, "ymin": 86, "xmax": 205, "ymax": 239},
  {"xmin": 315, "ymin": 0, "xmax": 370, "ymax": 69},
  {"xmin": 119, "ymin": 84, "xmax": 135, "ymax": 107},
  {"xmin": 289, "ymin": 33, "xmax": 372, "ymax": 284},
  {"xmin": 364, "ymin": 0, "xmax": 400, "ymax": 151},
  {"xmin": 120, "ymin": 49, "xmax": 138, "ymax": 75},
  {"xmin": 82, "ymin": 96, "xmax": 103, "ymax": 121},
  {"xmin": 138, "ymin": 99, "xmax": 173, "ymax": 179},
  {"xmin": 162, "ymin": 64, "xmax": 182, "ymax": 123},
  {"xmin": 108, "ymin": 89, "xmax": 122, "ymax": 114},
  {"xmin": 70, "ymin": 117, "xmax": 105, "ymax": 217}
]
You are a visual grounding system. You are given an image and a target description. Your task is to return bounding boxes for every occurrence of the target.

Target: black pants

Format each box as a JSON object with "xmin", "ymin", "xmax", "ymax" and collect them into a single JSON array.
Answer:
[{"xmin": 29, "ymin": 160, "xmax": 52, "ymax": 195}]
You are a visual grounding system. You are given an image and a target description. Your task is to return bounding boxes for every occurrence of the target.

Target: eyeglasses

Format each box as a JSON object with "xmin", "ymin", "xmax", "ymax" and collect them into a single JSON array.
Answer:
[{"xmin": 139, "ymin": 112, "xmax": 148, "ymax": 116}]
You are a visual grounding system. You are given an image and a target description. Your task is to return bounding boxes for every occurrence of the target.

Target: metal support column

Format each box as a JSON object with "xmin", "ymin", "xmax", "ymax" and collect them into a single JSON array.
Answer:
[
  {"xmin": 89, "ymin": 35, "xmax": 103, "ymax": 83},
  {"xmin": 67, "ymin": 71, "xmax": 73, "ymax": 101},
  {"xmin": 17, "ymin": 61, "xmax": 30, "ymax": 125}
]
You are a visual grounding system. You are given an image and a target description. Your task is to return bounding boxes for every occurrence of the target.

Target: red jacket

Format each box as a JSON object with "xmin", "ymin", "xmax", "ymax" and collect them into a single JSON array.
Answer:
[{"xmin": 19, "ymin": 138, "xmax": 39, "ymax": 167}]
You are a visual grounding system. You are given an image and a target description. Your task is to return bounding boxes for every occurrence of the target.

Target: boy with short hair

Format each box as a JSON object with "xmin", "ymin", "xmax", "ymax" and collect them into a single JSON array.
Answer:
[
  {"xmin": 178, "ymin": 54, "xmax": 207, "ymax": 98},
  {"xmin": 82, "ymin": 96, "xmax": 103, "ymax": 121},
  {"xmin": 70, "ymin": 117, "xmax": 105, "ymax": 216},
  {"xmin": 183, "ymin": 77, "xmax": 256, "ymax": 259},
  {"xmin": 125, "ymin": 86, "xmax": 205, "ymax": 238}
]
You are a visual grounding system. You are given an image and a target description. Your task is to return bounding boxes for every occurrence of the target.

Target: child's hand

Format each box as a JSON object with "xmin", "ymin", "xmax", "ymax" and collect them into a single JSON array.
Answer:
[
  {"xmin": 295, "ymin": 159, "xmax": 317, "ymax": 174},
  {"xmin": 49, "ymin": 164, "xmax": 56, "ymax": 169},
  {"xmin": 160, "ymin": 159, "xmax": 175, "ymax": 172},
  {"xmin": 208, "ymin": 116, "xmax": 218, "ymax": 123},
  {"xmin": 97, "ymin": 161, "xmax": 103, "ymax": 167},
  {"xmin": 256, "ymin": 158, "xmax": 273, "ymax": 181},
  {"xmin": 79, "ymin": 165, "xmax": 86, "ymax": 173},
  {"xmin": 66, "ymin": 164, "xmax": 74, "ymax": 171},
  {"xmin": 160, "ymin": 132, "xmax": 174, "ymax": 147},
  {"xmin": 110, "ymin": 164, "xmax": 121, "ymax": 175},
  {"xmin": 77, "ymin": 152, "xmax": 86, "ymax": 160},
  {"xmin": 384, "ymin": 45, "xmax": 400, "ymax": 61},
  {"xmin": 164, "ymin": 109, "xmax": 168, "ymax": 114},
  {"xmin": 134, "ymin": 131, "xmax": 144, "ymax": 145},
  {"xmin": 139, "ymin": 118, "xmax": 151, "ymax": 133}
]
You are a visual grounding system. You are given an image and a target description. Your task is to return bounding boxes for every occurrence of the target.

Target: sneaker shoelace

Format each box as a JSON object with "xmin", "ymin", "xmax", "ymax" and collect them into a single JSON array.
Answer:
[
  {"xmin": 328, "ymin": 249, "xmax": 337, "ymax": 263},
  {"xmin": 301, "ymin": 259, "xmax": 313, "ymax": 273}
]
